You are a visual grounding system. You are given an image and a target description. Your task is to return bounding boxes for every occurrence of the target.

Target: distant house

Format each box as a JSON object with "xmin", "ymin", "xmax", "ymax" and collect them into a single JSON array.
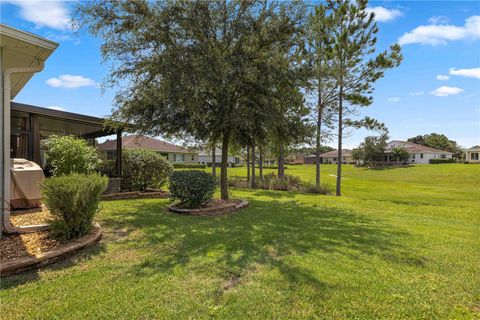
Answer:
[
  {"xmin": 98, "ymin": 135, "xmax": 199, "ymax": 164},
  {"xmin": 198, "ymin": 148, "xmax": 242, "ymax": 167},
  {"xmin": 465, "ymin": 146, "xmax": 480, "ymax": 163},
  {"xmin": 386, "ymin": 140, "xmax": 453, "ymax": 164},
  {"xmin": 304, "ymin": 149, "xmax": 354, "ymax": 164}
]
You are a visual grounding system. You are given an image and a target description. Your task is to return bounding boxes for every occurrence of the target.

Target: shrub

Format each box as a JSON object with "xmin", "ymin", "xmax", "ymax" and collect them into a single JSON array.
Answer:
[
  {"xmin": 300, "ymin": 182, "xmax": 330, "ymax": 194},
  {"xmin": 41, "ymin": 174, "xmax": 108, "ymax": 240},
  {"xmin": 257, "ymin": 173, "xmax": 301, "ymax": 191},
  {"xmin": 173, "ymin": 163, "xmax": 206, "ymax": 169},
  {"xmin": 429, "ymin": 158, "xmax": 457, "ymax": 164},
  {"xmin": 169, "ymin": 170, "xmax": 215, "ymax": 208},
  {"xmin": 45, "ymin": 135, "xmax": 100, "ymax": 176},
  {"xmin": 122, "ymin": 149, "xmax": 173, "ymax": 191}
]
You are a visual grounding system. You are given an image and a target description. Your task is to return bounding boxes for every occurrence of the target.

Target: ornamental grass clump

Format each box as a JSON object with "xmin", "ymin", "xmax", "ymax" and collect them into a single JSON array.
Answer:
[
  {"xmin": 169, "ymin": 170, "xmax": 216, "ymax": 209},
  {"xmin": 41, "ymin": 173, "xmax": 108, "ymax": 240}
]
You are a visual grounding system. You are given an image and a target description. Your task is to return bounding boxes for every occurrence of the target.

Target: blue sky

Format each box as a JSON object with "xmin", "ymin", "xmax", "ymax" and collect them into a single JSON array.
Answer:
[{"xmin": 1, "ymin": 1, "xmax": 479, "ymax": 148}]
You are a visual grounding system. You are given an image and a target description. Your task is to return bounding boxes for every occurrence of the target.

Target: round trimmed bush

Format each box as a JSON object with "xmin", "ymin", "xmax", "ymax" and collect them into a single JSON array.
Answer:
[
  {"xmin": 169, "ymin": 170, "xmax": 215, "ymax": 208},
  {"xmin": 122, "ymin": 148, "xmax": 173, "ymax": 191}
]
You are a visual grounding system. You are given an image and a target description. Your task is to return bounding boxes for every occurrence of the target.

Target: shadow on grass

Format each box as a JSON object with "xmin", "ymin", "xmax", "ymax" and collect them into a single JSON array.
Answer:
[
  {"xmin": 1, "ymin": 194, "xmax": 423, "ymax": 297},
  {"xmin": 99, "ymin": 195, "xmax": 421, "ymax": 296},
  {"xmin": 367, "ymin": 165, "xmax": 414, "ymax": 171}
]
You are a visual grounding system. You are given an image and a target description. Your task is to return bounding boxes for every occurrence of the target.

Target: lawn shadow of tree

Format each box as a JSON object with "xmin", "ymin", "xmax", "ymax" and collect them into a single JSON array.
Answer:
[{"xmin": 98, "ymin": 194, "xmax": 424, "ymax": 299}]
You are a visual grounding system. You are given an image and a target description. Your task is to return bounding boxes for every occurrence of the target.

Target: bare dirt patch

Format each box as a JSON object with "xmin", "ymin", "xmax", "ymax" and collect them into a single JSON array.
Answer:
[{"xmin": 169, "ymin": 199, "xmax": 248, "ymax": 216}]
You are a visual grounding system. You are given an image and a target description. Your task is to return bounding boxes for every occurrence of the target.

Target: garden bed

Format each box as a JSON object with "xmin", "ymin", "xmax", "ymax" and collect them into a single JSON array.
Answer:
[
  {"xmin": 10, "ymin": 206, "xmax": 53, "ymax": 227},
  {"xmin": 168, "ymin": 199, "xmax": 248, "ymax": 216},
  {"xmin": 0, "ymin": 224, "xmax": 102, "ymax": 277},
  {"xmin": 100, "ymin": 190, "xmax": 170, "ymax": 201}
]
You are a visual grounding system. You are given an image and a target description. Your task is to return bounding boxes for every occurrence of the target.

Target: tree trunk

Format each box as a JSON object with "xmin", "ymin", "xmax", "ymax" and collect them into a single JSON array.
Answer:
[
  {"xmin": 278, "ymin": 144, "xmax": 285, "ymax": 179},
  {"xmin": 211, "ymin": 147, "xmax": 216, "ymax": 178},
  {"xmin": 246, "ymin": 146, "xmax": 250, "ymax": 183},
  {"xmin": 251, "ymin": 141, "xmax": 256, "ymax": 188},
  {"xmin": 259, "ymin": 145, "xmax": 263, "ymax": 178},
  {"xmin": 336, "ymin": 84, "xmax": 343, "ymax": 197},
  {"xmin": 220, "ymin": 131, "xmax": 230, "ymax": 200},
  {"xmin": 316, "ymin": 87, "xmax": 323, "ymax": 191}
]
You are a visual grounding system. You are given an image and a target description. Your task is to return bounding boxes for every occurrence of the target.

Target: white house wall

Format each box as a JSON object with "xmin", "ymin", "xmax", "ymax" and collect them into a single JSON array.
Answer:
[{"xmin": 408, "ymin": 153, "xmax": 452, "ymax": 164}]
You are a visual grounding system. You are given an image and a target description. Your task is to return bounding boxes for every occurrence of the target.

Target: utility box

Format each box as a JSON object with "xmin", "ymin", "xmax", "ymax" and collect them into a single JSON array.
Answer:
[{"xmin": 10, "ymin": 158, "xmax": 45, "ymax": 209}]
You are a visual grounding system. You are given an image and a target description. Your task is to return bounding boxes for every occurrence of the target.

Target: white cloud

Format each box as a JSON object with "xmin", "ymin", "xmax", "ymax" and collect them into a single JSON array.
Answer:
[
  {"xmin": 46, "ymin": 75, "xmax": 97, "ymax": 89},
  {"xmin": 6, "ymin": 1, "xmax": 71, "ymax": 30},
  {"xmin": 449, "ymin": 67, "xmax": 480, "ymax": 79},
  {"xmin": 428, "ymin": 16, "xmax": 449, "ymax": 24},
  {"xmin": 430, "ymin": 86, "xmax": 464, "ymax": 97},
  {"xmin": 398, "ymin": 15, "xmax": 480, "ymax": 46},
  {"xmin": 409, "ymin": 91, "xmax": 424, "ymax": 96},
  {"xmin": 388, "ymin": 97, "xmax": 400, "ymax": 103},
  {"xmin": 47, "ymin": 106, "xmax": 67, "ymax": 111},
  {"xmin": 436, "ymin": 74, "xmax": 450, "ymax": 81},
  {"xmin": 365, "ymin": 6, "xmax": 402, "ymax": 22}
]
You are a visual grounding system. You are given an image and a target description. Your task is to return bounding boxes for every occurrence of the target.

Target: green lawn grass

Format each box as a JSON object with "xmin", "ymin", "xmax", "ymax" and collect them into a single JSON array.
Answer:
[{"xmin": 2, "ymin": 164, "xmax": 479, "ymax": 319}]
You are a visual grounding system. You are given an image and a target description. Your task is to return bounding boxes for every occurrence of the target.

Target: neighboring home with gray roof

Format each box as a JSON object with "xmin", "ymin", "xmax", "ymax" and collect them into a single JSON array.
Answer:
[
  {"xmin": 304, "ymin": 149, "xmax": 354, "ymax": 164},
  {"xmin": 97, "ymin": 135, "xmax": 199, "ymax": 164},
  {"xmin": 386, "ymin": 140, "xmax": 453, "ymax": 164}
]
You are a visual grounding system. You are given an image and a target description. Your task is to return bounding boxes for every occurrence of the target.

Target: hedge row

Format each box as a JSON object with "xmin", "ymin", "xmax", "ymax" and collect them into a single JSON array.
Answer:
[
  {"xmin": 429, "ymin": 158, "xmax": 457, "ymax": 164},
  {"xmin": 173, "ymin": 163, "xmax": 207, "ymax": 169}
]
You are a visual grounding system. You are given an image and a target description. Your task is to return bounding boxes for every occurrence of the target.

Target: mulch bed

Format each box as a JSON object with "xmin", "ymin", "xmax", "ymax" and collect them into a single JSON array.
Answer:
[
  {"xmin": 169, "ymin": 199, "xmax": 248, "ymax": 216},
  {"xmin": 0, "ymin": 231, "xmax": 60, "ymax": 263},
  {"xmin": 10, "ymin": 205, "xmax": 54, "ymax": 226}
]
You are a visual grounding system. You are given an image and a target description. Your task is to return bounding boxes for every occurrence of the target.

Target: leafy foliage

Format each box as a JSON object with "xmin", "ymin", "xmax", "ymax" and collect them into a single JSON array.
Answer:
[
  {"xmin": 429, "ymin": 158, "xmax": 457, "ymax": 164},
  {"xmin": 45, "ymin": 135, "xmax": 100, "ymax": 176},
  {"xmin": 353, "ymin": 134, "xmax": 389, "ymax": 167},
  {"xmin": 391, "ymin": 146, "xmax": 410, "ymax": 162},
  {"xmin": 122, "ymin": 149, "xmax": 173, "ymax": 192},
  {"xmin": 41, "ymin": 174, "xmax": 108, "ymax": 240},
  {"xmin": 408, "ymin": 133, "xmax": 463, "ymax": 158},
  {"xmin": 169, "ymin": 170, "xmax": 216, "ymax": 208},
  {"xmin": 172, "ymin": 164, "xmax": 206, "ymax": 169}
]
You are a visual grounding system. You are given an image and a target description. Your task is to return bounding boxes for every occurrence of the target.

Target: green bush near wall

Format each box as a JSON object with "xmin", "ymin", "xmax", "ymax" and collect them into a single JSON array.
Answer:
[
  {"xmin": 169, "ymin": 170, "xmax": 215, "ymax": 208},
  {"xmin": 173, "ymin": 163, "xmax": 206, "ymax": 169},
  {"xmin": 45, "ymin": 135, "xmax": 100, "ymax": 176},
  {"xmin": 429, "ymin": 158, "xmax": 457, "ymax": 164},
  {"xmin": 122, "ymin": 149, "xmax": 173, "ymax": 191},
  {"xmin": 41, "ymin": 173, "xmax": 108, "ymax": 240}
]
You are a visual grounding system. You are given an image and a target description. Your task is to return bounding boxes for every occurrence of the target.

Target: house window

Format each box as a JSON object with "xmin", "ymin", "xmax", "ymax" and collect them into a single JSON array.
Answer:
[
  {"xmin": 441, "ymin": 154, "xmax": 446, "ymax": 159},
  {"xmin": 333, "ymin": 157, "xmax": 337, "ymax": 161},
  {"xmin": 412, "ymin": 154, "xmax": 416, "ymax": 159},
  {"xmin": 420, "ymin": 154, "xmax": 423, "ymax": 159},
  {"xmin": 191, "ymin": 155, "xmax": 195, "ymax": 161},
  {"xmin": 106, "ymin": 150, "xmax": 117, "ymax": 160},
  {"xmin": 471, "ymin": 153, "xmax": 479, "ymax": 160},
  {"xmin": 173, "ymin": 154, "xmax": 185, "ymax": 162}
]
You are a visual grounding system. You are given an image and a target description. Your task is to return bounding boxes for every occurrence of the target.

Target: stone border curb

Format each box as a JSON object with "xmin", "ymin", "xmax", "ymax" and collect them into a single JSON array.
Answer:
[
  {"xmin": 168, "ymin": 200, "xmax": 249, "ymax": 216},
  {"xmin": 101, "ymin": 191, "xmax": 170, "ymax": 201},
  {"xmin": 0, "ymin": 224, "xmax": 102, "ymax": 277}
]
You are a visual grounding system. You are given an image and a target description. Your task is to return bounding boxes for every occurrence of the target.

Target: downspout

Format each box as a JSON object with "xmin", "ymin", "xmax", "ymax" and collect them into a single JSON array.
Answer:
[{"xmin": 2, "ymin": 60, "xmax": 45, "ymax": 234}]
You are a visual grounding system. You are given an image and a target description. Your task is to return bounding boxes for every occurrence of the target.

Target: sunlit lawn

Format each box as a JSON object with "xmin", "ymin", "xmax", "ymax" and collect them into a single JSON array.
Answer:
[{"xmin": 1, "ymin": 164, "xmax": 479, "ymax": 319}]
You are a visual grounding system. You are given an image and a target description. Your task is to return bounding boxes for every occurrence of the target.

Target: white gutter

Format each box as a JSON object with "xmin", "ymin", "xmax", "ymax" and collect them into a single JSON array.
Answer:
[{"xmin": 2, "ymin": 60, "xmax": 45, "ymax": 234}]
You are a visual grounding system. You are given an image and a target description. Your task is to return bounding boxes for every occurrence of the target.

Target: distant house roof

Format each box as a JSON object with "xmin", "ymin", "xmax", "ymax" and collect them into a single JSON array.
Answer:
[
  {"xmin": 304, "ymin": 149, "xmax": 352, "ymax": 158},
  {"xmin": 467, "ymin": 145, "xmax": 480, "ymax": 151},
  {"xmin": 387, "ymin": 140, "xmax": 453, "ymax": 154},
  {"xmin": 97, "ymin": 135, "xmax": 194, "ymax": 154}
]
